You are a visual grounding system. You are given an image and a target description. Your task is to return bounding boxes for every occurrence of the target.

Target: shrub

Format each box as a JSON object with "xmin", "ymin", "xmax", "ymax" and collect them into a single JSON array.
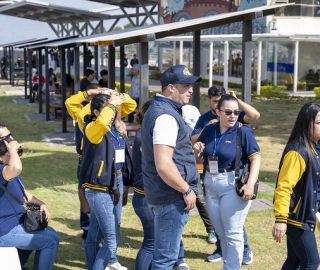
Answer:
[
  {"xmin": 314, "ymin": 87, "xmax": 320, "ymax": 99},
  {"xmin": 115, "ymin": 81, "xmax": 131, "ymax": 93},
  {"xmin": 149, "ymin": 70, "xmax": 162, "ymax": 80},
  {"xmin": 260, "ymin": 85, "xmax": 288, "ymax": 98}
]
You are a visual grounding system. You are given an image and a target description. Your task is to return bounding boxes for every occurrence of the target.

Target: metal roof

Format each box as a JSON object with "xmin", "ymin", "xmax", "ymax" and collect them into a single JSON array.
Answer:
[
  {"xmin": 88, "ymin": 0, "xmax": 159, "ymax": 8},
  {"xmin": 0, "ymin": 38, "xmax": 39, "ymax": 48},
  {"xmin": 23, "ymin": 3, "xmax": 290, "ymax": 49},
  {"xmin": 159, "ymin": 33, "xmax": 294, "ymax": 42},
  {"xmin": 17, "ymin": 35, "xmax": 79, "ymax": 49},
  {"xmin": 0, "ymin": 0, "xmax": 112, "ymax": 24}
]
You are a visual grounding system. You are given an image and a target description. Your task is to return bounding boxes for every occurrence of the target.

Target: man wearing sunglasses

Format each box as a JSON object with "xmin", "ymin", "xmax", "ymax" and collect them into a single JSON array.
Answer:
[{"xmin": 190, "ymin": 85, "xmax": 260, "ymax": 265}]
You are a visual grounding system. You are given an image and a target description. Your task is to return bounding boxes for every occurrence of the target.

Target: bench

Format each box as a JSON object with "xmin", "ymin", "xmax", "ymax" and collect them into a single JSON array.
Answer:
[
  {"xmin": 0, "ymin": 247, "xmax": 21, "ymax": 270},
  {"xmin": 50, "ymin": 103, "xmax": 63, "ymax": 119}
]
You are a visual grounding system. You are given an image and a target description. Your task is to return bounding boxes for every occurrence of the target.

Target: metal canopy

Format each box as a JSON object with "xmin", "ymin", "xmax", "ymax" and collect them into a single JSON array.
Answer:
[
  {"xmin": 0, "ymin": 38, "xmax": 38, "ymax": 48},
  {"xmin": 0, "ymin": 0, "xmax": 111, "ymax": 37},
  {"xmin": 88, "ymin": 0, "xmax": 159, "ymax": 8},
  {"xmin": 0, "ymin": 0, "xmax": 111, "ymax": 23},
  {"xmin": 88, "ymin": 0, "xmax": 159, "ymax": 26},
  {"xmin": 17, "ymin": 35, "xmax": 79, "ymax": 50},
  {"xmin": 21, "ymin": 3, "xmax": 290, "ymax": 49}
]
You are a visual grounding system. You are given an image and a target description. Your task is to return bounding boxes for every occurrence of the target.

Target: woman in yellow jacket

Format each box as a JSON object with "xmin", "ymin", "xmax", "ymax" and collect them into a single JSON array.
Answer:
[{"xmin": 273, "ymin": 102, "xmax": 320, "ymax": 270}]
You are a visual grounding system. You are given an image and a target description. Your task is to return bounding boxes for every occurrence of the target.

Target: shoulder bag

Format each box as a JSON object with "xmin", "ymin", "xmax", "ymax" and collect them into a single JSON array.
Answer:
[
  {"xmin": 0, "ymin": 183, "xmax": 48, "ymax": 231},
  {"xmin": 235, "ymin": 125, "xmax": 259, "ymax": 200}
]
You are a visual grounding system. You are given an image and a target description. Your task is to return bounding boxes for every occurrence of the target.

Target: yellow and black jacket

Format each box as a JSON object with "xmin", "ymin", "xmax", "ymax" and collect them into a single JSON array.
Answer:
[
  {"xmin": 274, "ymin": 143, "xmax": 320, "ymax": 231},
  {"xmin": 78, "ymin": 96, "xmax": 136, "ymax": 191},
  {"xmin": 65, "ymin": 91, "xmax": 88, "ymax": 158}
]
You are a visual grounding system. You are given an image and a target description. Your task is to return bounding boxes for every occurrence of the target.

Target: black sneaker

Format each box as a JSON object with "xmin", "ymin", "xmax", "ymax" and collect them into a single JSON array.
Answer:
[
  {"xmin": 206, "ymin": 250, "xmax": 222, "ymax": 262},
  {"xmin": 242, "ymin": 246, "xmax": 253, "ymax": 265}
]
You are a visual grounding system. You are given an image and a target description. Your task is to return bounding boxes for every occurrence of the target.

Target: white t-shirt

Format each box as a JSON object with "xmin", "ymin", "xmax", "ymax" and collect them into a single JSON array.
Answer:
[
  {"xmin": 153, "ymin": 114, "xmax": 178, "ymax": 147},
  {"xmin": 182, "ymin": 104, "xmax": 201, "ymax": 130}
]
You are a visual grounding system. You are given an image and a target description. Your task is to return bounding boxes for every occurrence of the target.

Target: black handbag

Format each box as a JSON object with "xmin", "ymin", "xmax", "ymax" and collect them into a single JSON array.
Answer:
[
  {"xmin": 0, "ymin": 183, "xmax": 48, "ymax": 231},
  {"xmin": 235, "ymin": 125, "xmax": 259, "ymax": 200}
]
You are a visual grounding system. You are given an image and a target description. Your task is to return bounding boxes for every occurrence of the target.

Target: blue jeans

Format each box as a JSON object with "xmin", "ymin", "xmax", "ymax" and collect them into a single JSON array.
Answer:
[
  {"xmin": 78, "ymin": 158, "xmax": 90, "ymax": 240},
  {"xmin": 133, "ymin": 192, "xmax": 154, "ymax": 270},
  {"xmin": 0, "ymin": 224, "xmax": 59, "ymax": 270},
  {"xmin": 133, "ymin": 193, "xmax": 186, "ymax": 270},
  {"xmin": 85, "ymin": 188, "xmax": 119, "ymax": 270},
  {"xmin": 109, "ymin": 173, "xmax": 123, "ymax": 264},
  {"xmin": 148, "ymin": 200, "xmax": 189, "ymax": 270},
  {"xmin": 282, "ymin": 224, "xmax": 319, "ymax": 270},
  {"xmin": 204, "ymin": 171, "xmax": 251, "ymax": 270}
]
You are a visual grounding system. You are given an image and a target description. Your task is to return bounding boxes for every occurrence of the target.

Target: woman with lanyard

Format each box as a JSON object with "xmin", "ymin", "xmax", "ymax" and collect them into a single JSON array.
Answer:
[
  {"xmin": 272, "ymin": 102, "xmax": 320, "ymax": 269},
  {"xmin": 80, "ymin": 92, "xmax": 135, "ymax": 270},
  {"xmin": 193, "ymin": 94, "xmax": 260, "ymax": 270}
]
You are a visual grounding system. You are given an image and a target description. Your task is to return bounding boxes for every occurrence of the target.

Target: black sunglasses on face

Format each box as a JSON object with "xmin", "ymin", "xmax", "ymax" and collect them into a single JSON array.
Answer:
[{"xmin": 220, "ymin": 109, "xmax": 241, "ymax": 116}]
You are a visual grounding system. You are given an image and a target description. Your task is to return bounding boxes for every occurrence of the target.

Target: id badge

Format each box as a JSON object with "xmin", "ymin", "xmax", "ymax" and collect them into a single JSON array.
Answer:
[
  {"xmin": 208, "ymin": 156, "xmax": 219, "ymax": 175},
  {"xmin": 115, "ymin": 147, "xmax": 125, "ymax": 163}
]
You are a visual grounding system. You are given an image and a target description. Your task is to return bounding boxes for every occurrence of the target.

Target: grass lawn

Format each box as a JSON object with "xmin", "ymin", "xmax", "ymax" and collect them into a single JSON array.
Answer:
[{"xmin": 1, "ymin": 82, "xmax": 320, "ymax": 270}]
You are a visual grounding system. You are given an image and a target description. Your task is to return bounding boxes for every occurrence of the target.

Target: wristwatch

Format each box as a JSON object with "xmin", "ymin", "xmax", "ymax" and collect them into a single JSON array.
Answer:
[{"xmin": 183, "ymin": 187, "xmax": 192, "ymax": 196}]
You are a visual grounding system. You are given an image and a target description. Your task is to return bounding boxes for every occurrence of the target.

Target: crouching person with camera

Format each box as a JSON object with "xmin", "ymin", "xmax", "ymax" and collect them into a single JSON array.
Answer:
[{"xmin": 0, "ymin": 122, "xmax": 59, "ymax": 270}]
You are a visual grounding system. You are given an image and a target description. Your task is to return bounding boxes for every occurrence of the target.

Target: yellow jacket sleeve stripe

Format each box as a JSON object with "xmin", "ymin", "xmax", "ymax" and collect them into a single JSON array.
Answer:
[
  {"xmin": 274, "ymin": 151, "xmax": 306, "ymax": 222},
  {"xmin": 120, "ymin": 93, "xmax": 137, "ymax": 118},
  {"xmin": 65, "ymin": 91, "xmax": 88, "ymax": 121}
]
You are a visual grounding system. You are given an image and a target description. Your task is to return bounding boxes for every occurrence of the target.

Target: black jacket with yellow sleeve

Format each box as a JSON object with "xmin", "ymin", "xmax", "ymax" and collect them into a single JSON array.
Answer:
[
  {"xmin": 274, "ymin": 143, "xmax": 320, "ymax": 231},
  {"xmin": 79, "ymin": 105, "xmax": 134, "ymax": 191}
]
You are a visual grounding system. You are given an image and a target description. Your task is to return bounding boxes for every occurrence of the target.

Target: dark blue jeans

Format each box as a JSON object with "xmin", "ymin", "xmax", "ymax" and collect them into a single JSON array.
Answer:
[
  {"xmin": 148, "ymin": 200, "xmax": 189, "ymax": 270},
  {"xmin": 282, "ymin": 225, "xmax": 319, "ymax": 270},
  {"xmin": 132, "ymin": 193, "xmax": 186, "ymax": 270},
  {"xmin": 78, "ymin": 158, "xmax": 90, "ymax": 240}
]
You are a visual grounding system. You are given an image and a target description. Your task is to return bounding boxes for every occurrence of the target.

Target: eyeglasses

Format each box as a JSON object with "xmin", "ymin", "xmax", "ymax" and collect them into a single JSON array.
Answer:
[{"xmin": 220, "ymin": 109, "xmax": 240, "ymax": 116}]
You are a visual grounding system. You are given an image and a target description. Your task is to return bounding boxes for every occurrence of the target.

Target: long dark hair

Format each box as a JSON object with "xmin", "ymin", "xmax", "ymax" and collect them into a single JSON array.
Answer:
[
  {"xmin": 280, "ymin": 102, "xmax": 320, "ymax": 168},
  {"xmin": 84, "ymin": 94, "xmax": 110, "ymax": 123},
  {"xmin": 135, "ymin": 100, "xmax": 152, "ymax": 125}
]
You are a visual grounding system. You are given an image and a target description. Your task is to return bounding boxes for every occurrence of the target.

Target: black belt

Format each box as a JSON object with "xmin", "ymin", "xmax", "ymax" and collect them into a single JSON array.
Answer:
[{"xmin": 206, "ymin": 166, "xmax": 244, "ymax": 173}]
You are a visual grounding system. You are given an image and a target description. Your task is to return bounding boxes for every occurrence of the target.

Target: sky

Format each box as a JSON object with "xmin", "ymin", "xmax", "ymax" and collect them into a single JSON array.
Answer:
[{"xmin": 0, "ymin": 0, "xmax": 149, "ymax": 45}]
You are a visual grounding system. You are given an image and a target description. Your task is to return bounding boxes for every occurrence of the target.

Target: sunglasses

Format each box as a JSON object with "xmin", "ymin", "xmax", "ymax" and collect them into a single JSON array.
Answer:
[{"xmin": 220, "ymin": 109, "xmax": 241, "ymax": 116}]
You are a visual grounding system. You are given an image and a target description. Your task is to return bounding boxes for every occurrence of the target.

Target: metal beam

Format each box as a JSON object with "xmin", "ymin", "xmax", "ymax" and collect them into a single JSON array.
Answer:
[
  {"xmin": 120, "ymin": 46, "xmax": 125, "ymax": 93},
  {"xmin": 108, "ymin": 45, "xmax": 116, "ymax": 89},
  {"xmin": 61, "ymin": 48, "xmax": 67, "ymax": 133},
  {"xmin": 192, "ymin": 30, "xmax": 201, "ymax": 109},
  {"xmin": 140, "ymin": 41, "xmax": 149, "ymax": 110},
  {"xmin": 137, "ymin": 1, "xmax": 157, "ymax": 25},
  {"xmin": 242, "ymin": 19, "xmax": 252, "ymax": 104},
  {"xmin": 44, "ymin": 48, "xmax": 50, "ymax": 121}
]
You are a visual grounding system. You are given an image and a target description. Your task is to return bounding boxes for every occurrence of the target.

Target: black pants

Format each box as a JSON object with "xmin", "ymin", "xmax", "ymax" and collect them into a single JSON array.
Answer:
[{"xmin": 196, "ymin": 177, "xmax": 215, "ymax": 232}]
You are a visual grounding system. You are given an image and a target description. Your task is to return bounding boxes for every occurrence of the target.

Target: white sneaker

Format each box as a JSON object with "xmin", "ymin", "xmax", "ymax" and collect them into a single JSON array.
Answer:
[
  {"xmin": 173, "ymin": 262, "xmax": 190, "ymax": 270},
  {"xmin": 106, "ymin": 262, "xmax": 128, "ymax": 270}
]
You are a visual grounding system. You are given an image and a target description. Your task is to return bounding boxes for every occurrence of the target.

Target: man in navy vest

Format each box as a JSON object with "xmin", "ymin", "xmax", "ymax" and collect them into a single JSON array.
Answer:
[{"xmin": 141, "ymin": 65, "xmax": 201, "ymax": 269}]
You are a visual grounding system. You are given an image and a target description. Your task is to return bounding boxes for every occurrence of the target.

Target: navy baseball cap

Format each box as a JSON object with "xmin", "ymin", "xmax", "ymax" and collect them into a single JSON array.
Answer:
[{"xmin": 160, "ymin": 65, "xmax": 202, "ymax": 87}]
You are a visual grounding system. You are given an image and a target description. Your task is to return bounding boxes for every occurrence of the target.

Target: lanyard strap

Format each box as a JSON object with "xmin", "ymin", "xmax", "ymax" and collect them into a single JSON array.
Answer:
[{"xmin": 213, "ymin": 127, "xmax": 229, "ymax": 155}]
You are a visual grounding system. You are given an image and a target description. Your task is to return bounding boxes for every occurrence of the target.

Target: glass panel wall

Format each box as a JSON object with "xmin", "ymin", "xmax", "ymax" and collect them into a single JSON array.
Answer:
[{"xmin": 275, "ymin": 0, "xmax": 320, "ymax": 17}]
